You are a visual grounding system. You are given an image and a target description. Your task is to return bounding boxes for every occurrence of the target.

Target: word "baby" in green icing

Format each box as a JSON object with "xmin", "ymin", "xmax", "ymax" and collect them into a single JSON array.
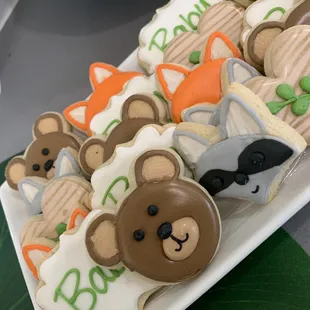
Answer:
[
  {"xmin": 102, "ymin": 176, "xmax": 129, "ymax": 206},
  {"xmin": 54, "ymin": 266, "xmax": 125, "ymax": 310},
  {"xmin": 148, "ymin": 0, "xmax": 211, "ymax": 52},
  {"xmin": 263, "ymin": 7, "xmax": 286, "ymax": 20}
]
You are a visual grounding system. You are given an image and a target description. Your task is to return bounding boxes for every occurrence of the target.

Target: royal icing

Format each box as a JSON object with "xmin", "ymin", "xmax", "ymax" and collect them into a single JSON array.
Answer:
[
  {"xmin": 138, "ymin": 0, "xmax": 223, "ymax": 74},
  {"xmin": 64, "ymin": 63, "xmax": 142, "ymax": 136},
  {"xmin": 91, "ymin": 125, "xmax": 176, "ymax": 209},
  {"xmin": 90, "ymin": 75, "xmax": 158, "ymax": 135},
  {"xmin": 36, "ymin": 210, "xmax": 161, "ymax": 310}
]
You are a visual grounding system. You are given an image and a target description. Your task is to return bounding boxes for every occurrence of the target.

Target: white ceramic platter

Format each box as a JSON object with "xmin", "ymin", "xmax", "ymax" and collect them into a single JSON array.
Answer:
[{"xmin": 1, "ymin": 49, "xmax": 310, "ymax": 310}]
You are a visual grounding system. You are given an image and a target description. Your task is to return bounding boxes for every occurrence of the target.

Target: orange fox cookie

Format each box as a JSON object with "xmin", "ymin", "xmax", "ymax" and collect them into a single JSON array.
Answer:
[
  {"xmin": 64, "ymin": 63, "xmax": 142, "ymax": 136},
  {"xmin": 156, "ymin": 32, "xmax": 241, "ymax": 123}
]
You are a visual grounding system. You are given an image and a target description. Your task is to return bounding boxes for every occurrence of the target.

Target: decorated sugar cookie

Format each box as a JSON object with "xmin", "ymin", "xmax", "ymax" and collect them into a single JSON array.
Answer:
[
  {"xmin": 91, "ymin": 124, "xmax": 176, "ymax": 210},
  {"xmin": 64, "ymin": 63, "xmax": 142, "ymax": 135},
  {"xmin": 173, "ymin": 83, "xmax": 306, "ymax": 204},
  {"xmin": 244, "ymin": 25, "xmax": 310, "ymax": 144},
  {"xmin": 6, "ymin": 112, "xmax": 81, "ymax": 190},
  {"xmin": 138, "ymin": 0, "xmax": 223, "ymax": 74},
  {"xmin": 244, "ymin": 0, "xmax": 310, "ymax": 71},
  {"xmin": 235, "ymin": 0, "xmax": 256, "ymax": 7},
  {"xmin": 241, "ymin": 0, "xmax": 302, "ymax": 46},
  {"xmin": 19, "ymin": 148, "xmax": 92, "ymax": 278},
  {"xmin": 79, "ymin": 94, "xmax": 169, "ymax": 177},
  {"xmin": 89, "ymin": 74, "xmax": 163, "ymax": 136},
  {"xmin": 156, "ymin": 32, "xmax": 241, "ymax": 123},
  {"xmin": 36, "ymin": 149, "xmax": 220, "ymax": 309},
  {"xmin": 163, "ymin": 1, "xmax": 244, "ymax": 68}
]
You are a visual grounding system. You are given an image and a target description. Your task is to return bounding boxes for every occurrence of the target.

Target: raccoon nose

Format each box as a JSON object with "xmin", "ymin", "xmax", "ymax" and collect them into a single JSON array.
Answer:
[
  {"xmin": 234, "ymin": 172, "xmax": 249, "ymax": 186},
  {"xmin": 44, "ymin": 160, "xmax": 54, "ymax": 172},
  {"xmin": 157, "ymin": 222, "xmax": 172, "ymax": 240}
]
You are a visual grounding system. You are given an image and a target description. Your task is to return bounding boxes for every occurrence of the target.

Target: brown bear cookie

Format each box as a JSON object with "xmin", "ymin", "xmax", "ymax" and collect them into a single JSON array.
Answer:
[
  {"xmin": 6, "ymin": 112, "xmax": 82, "ymax": 190},
  {"xmin": 86, "ymin": 149, "xmax": 221, "ymax": 283},
  {"xmin": 78, "ymin": 94, "xmax": 168, "ymax": 177}
]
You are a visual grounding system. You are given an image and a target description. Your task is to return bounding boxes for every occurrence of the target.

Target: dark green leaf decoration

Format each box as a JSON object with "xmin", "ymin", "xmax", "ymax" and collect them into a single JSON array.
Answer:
[
  {"xmin": 300, "ymin": 76, "xmax": 310, "ymax": 93},
  {"xmin": 292, "ymin": 97, "xmax": 310, "ymax": 116},
  {"xmin": 56, "ymin": 223, "xmax": 67, "ymax": 237},
  {"xmin": 276, "ymin": 84, "xmax": 296, "ymax": 100},
  {"xmin": 189, "ymin": 51, "xmax": 201, "ymax": 65}
]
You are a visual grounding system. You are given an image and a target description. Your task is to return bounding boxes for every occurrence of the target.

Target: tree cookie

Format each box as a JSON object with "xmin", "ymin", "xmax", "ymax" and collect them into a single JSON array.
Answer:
[
  {"xmin": 244, "ymin": 25, "xmax": 310, "ymax": 144},
  {"xmin": 91, "ymin": 124, "xmax": 176, "ymax": 210},
  {"xmin": 64, "ymin": 63, "xmax": 142, "ymax": 136},
  {"xmin": 19, "ymin": 148, "xmax": 92, "ymax": 278},
  {"xmin": 173, "ymin": 83, "xmax": 306, "ymax": 204},
  {"xmin": 6, "ymin": 112, "xmax": 81, "ymax": 190},
  {"xmin": 138, "ymin": 0, "xmax": 224, "ymax": 74},
  {"xmin": 163, "ymin": 1, "xmax": 244, "ymax": 68},
  {"xmin": 156, "ymin": 32, "xmax": 241, "ymax": 123},
  {"xmin": 79, "ymin": 94, "xmax": 169, "ymax": 177}
]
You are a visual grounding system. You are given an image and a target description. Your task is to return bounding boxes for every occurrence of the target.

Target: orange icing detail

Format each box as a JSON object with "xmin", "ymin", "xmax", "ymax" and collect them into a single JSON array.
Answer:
[
  {"xmin": 22, "ymin": 244, "xmax": 52, "ymax": 279},
  {"xmin": 89, "ymin": 62, "xmax": 120, "ymax": 89},
  {"xmin": 68, "ymin": 208, "xmax": 88, "ymax": 230},
  {"xmin": 158, "ymin": 32, "xmax": 241, "ymax": 123},
  {"xmin": 64, "ymin": 63, "xmax": 142, "ymax": 135}
]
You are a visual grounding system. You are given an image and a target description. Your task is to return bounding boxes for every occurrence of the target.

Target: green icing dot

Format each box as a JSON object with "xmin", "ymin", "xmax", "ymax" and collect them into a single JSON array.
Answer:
[
  {"xmin": 56, "ymin": 223, "xmax": 67, "ymax": 236},
  {"xmin": 300, "ymin": 76, "xmax": 310, "ymax": 93},
  {"xmin": 189, "ymin": 51, "xmax": 201, "ymax": 65}
]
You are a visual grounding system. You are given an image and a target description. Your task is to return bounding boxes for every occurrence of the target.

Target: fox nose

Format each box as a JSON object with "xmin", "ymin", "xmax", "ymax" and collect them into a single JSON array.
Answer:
[
  {"xmin": 44, "ymin": 159, "xmax": 54, "ymax": 172},
  {"xmin": 157, "ymin": 222, "xmax": 172, "ymax": 240}
]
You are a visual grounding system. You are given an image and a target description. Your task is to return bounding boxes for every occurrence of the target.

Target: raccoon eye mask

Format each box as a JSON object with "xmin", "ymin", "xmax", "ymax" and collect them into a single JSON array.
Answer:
[{"xmin": 199, "ymin": 139, "xmax": 293, "ymax": 196}]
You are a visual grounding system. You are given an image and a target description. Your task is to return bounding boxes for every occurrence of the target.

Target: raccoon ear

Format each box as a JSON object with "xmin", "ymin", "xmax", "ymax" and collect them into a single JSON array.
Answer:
[
  {"xmin": 89, "ymin": 63, "xmax": 120, "ymax": 89},
  {"xmin": 182, "ymin": 103, "xmax": 220, "ymax": 126},
  {"xmin": 54, "ymin": 148, "xmax": 80, "ymax": 177}
]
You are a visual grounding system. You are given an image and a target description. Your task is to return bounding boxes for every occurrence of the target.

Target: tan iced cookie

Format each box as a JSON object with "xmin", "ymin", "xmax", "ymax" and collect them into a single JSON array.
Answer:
[
  {"xmin": 163, "ymin": 1, "xmax": 244, "ymax": 68},
  {"xmin": 6, "ymin": 112, "xmax": 82, "ymax": 190}
]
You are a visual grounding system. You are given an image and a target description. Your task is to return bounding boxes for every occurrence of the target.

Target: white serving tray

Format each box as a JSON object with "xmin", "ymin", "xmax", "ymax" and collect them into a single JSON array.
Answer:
[{"xmin": 2, "ymin": 49, "xmax": 310, "ymax": 310}]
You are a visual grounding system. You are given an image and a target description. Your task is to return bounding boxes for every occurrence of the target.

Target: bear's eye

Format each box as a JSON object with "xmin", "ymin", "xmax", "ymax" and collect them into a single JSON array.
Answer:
[
  {"xmin": 250, "ymin": 152, "xmax": 265, "ymax": 167},
  {"xmin": 147, "ymin": 205, "xmax": 158, "ymax": 216},
  {"xmin": 42, "ymin": 148, "xmax": 50, "ymax": 156},
  {"xmin": 133, "ymin": 230, "xmax": 145, "ymax": 241},
  {"xmin": 32, "ymin": 164, "xmax": 40, "ymax": 171}
]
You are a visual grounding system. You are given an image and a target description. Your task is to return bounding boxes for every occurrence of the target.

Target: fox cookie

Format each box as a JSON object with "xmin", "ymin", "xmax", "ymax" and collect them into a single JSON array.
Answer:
[
  {"xmin": 6, "ymin": 112, "xmax": 81, "ymax": 190},
  {"xmin": 241, "ymin": 0, "xmax": 303, "ymax": 46},
  {"xmin": 36, "ymin": 149, "xmax": 221, "ymax": 310},
  {"xmin": 91, "ymin": 124, "xmax": 176, "ymax": 210},
  {"xmin": 163, "ymin": 1, "xmax": 244, "ymax": 68},
  {"xmin": 244, "ymin": 0, "xmax": 309, "ymax": 71},
  {"xmin": 19, "ymin": 148, "xmax": 92, "ymax": 278},
  {"xmin": 64, "ymin": 63, "xmax": 142, "ymax": 136},
  {"xmin": 156, "ymin": 32, "xmax": 241, "ymax": 123},
  {"xmin": 138, "ymin": 0, "xmax": 224, "ymax": 74},
  {"xmin": 244, "ymin": 25, "xmax": 310, "ymax": 144},
  {"xmin": 173, "ymin": 83, "xmax": 306, "ymax": 204},
  {"xmin": 79, "ymin": 94, "xmax": 169, "ymax": 177}
]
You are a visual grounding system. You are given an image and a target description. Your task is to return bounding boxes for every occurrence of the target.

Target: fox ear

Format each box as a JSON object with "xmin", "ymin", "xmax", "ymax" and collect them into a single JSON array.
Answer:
[
  {"xmin": 156, "ymin": 64, "xmax": 190, "ymax": 100},
  {"xmin": 64, "ymin": 101, "xmax": 88, "ymax": 131},
  {"xmin": 89, "ymin": 63, "xmax": 120, "ymax": 89},
  {"xmin": 202, "ymin": 31, "xmax": 241, "ymax": 63}
]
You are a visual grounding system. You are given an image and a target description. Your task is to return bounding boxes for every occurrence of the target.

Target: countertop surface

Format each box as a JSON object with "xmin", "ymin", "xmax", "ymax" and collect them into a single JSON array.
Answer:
[{"xmin": 0, "ymin": 0, "xmax": 309, "ymax": 261}]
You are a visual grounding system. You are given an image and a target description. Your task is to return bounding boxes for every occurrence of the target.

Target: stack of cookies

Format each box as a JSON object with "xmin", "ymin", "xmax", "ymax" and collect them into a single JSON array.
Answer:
[{"xmin": 5, "ymin": 1, "xmax": 310, "ymax": 309}]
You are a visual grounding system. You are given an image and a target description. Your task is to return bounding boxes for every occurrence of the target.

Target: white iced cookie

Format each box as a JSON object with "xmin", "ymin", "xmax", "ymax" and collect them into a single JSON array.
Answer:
[{"xmin": 138, "ymin": 0, "xmax": 223, "ymax": 74}]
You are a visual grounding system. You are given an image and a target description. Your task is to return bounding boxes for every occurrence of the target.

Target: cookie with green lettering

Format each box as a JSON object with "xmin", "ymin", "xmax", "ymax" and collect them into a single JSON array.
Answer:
[
  {"xmin": 18, "ymin": 147, "xmax": 92, "ymax": 279},
  {"xmin": 138, "ymin": 0, "xmax": 224, "ymax": 74}
]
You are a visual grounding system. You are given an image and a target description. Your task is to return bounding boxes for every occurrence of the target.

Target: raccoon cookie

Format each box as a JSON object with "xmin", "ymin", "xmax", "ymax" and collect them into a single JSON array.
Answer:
[{"xmin": 6, "ymin": 112, "xmax": 81, "ymax": 190}]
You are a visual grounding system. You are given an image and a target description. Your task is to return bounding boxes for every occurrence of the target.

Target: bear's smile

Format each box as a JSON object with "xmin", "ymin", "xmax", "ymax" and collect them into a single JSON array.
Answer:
[{"xmin": 170, "ymin": 233, "xmax": 189, "ymax": 252}]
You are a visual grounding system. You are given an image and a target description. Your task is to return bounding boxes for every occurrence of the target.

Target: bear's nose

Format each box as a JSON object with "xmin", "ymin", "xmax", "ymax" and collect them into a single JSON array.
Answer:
[
  {"xmin": 44, "ymin": 160, "xmax": 54, "ymax": 172},
  {"xmin": 157, "ymin": 222, "xmax": 172, "ymax": 240}
]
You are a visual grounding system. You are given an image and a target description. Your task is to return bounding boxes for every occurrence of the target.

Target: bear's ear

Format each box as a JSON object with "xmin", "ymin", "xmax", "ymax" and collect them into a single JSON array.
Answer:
[
  {"xmin": 86, "ymin": 213, "xmax": 121, "ymax": 266},
  {"xmin": 134, "ymin": 149, "xmax": 181, "ymax": 186},
  {"xmin": 78, "ymin": 136, "xmax": 106, "ymax": 177},
  {"xmin": 18, "ymin": 177, "xmax": 47, "ymax": 212},
  {"xmin": 182, "ymin": 103, "xmax": 220, "ymax": 126},
  {"xmin": 201, "ymin": 31, "xmax": 241, "ymax": 64},
  {"xmin": 33, "ymin": 112, "xmax": 69, "ymax": 138},
  {"xmin": 122, "ymin": 94, "xmax": 160, "ymax": 122},
  {"xmin": 63, "ymin": 101, "xmax": 88, "ymax": 132},
  {"xmin": 156, "ymin": 64, "xmax": 190, "ymax": 100},
  {"xmin": 223, "ymin": 58, "xmax": 261, "ymax": 85},
  {"xmin": 54, "ymin": 148, "xmax": 80, "ymax": 178},
  {"xmin": 245, "ymin": 21, "xmax": 284, "ymax": 68},
  {"xmin": 89, "ymin": 63, "xmax": 120, "ymax": 89},
  {"xmin": 6, "ymin": 156, "xmax": 26, "ymax": 190}
]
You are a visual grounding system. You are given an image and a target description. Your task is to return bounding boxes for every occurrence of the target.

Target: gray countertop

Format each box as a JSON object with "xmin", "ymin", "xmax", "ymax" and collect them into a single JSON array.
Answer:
[{"xmin": 0, "ymin": 0, "xmax": 309, "ymax": 254}]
